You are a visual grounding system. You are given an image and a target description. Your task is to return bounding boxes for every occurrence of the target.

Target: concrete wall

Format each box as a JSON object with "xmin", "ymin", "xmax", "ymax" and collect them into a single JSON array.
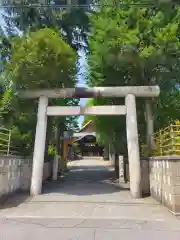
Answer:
[
  {"xmin": 0, "ymin": 155, "xmax": 51, "ymax": 200},
  {"xmin": 149, "ymin": 156, "xmax": 180, "ymax": 215}
]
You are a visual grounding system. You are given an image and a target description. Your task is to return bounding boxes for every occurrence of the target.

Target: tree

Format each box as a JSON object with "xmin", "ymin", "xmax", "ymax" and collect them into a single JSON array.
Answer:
[
  {"xmin": 86, "ymin": 0, "xmax": 180, "ymax": 155},
  {"xmin": 0, "ymin": 1, "xmax": 90, "ymax": 153},
  {"xmin": 5, "ymin": 28, "xmax": 77, "ymax": 89},
  {"xmin": 0, "ymin": 28, "xmax": 78, "ymax": 155},
  {"xmin": 2, "ymin": 0, "xmax": 90, "ymax": 50}
]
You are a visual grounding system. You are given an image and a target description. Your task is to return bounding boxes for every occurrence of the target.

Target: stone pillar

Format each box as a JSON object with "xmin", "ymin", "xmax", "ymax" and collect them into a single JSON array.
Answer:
[
  {"xmin": 30, "ymin": 96, "xmax": 48, "ymax": 196},
  {"xmin": 109, "ymin": 144, "xmax": 114, "ymax": 165},
  {"xmin": 145, "ymin": 100, "xmax": 155, "ymax": 151},
  {"xmin": 109, "ymin": 144, "xmax": 111, "ymax": 161},
  {"xmin": 119, "ymin": 155, "xmax": 125, "ymax": 183},
  {"xmin": 112, "ymin": 152, "xmax": 115, "ymax": 165},
  {"xmin": 52, "ymin": 155, "xmax": 59, "ymax": 181},
  {"xmin": 125, "ymin": 94, "xmax": 141, "ymax": 198}
]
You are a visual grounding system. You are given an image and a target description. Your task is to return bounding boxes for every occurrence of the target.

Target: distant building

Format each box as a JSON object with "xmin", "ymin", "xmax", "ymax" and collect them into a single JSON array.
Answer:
[{"xmin": 73, "ymin": 120, "xmax": 104, "ymax": 157}]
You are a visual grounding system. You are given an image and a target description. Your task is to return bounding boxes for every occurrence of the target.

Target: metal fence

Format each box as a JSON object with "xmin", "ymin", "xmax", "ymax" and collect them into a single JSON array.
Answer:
[
  {"xmin": 153, "ymin": 125, "xmax": 180, "ymax": 156},
  {"xmin": 0, "ymin": 127, "xmax": 20, "ymax": 155}
]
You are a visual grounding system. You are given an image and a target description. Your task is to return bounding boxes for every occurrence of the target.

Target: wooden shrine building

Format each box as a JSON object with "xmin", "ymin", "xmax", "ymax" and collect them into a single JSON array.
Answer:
[{"xmin": 73, "ymin": 120, "xmax": 104, "ymax": 157}]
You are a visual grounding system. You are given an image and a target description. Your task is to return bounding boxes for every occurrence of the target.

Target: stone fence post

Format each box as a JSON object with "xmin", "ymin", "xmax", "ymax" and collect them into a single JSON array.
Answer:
[{"xmin": 119, "ymin": 155, "xmax": 125, "ymax": 183}]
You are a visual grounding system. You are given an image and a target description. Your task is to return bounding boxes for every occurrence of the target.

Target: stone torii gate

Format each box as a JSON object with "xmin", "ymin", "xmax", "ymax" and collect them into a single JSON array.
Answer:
[{"xmin": 18, "ymin": 86, "xmax": 160, "ymax": 198}]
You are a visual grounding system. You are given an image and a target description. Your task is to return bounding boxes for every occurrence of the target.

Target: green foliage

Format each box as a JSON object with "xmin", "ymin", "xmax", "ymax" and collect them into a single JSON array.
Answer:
[
  {"xmin": 0, "ymin": 28, "xmax": 78, "ymax": 155},
  {"xmin": 0, "ymin": 1, "xmax": 90, "ymax": 156},
  {"xmin": 0, "ymin": 0, "xmax": 92, "ymax": 157},
  {"xmin": 2, "ymin": 0, "xmax": 90, "ymax": 50},
  {"xmin": 81, "ymin": 98, "xmax": 94, "ymax": 127},
  {"xmin": 48, "ymin": 144, "xmax": 62, "ymax": 163},
  {"xmin": 48, "ymin": 144, "xmax": 57, "ymax": 156},
  {"xmin": 5, "ymin": 28, "xmax": 77, "ymax": 90},
  {"xmin": 86, "ymin": 1, "xmax": 180, "ymax": 155}
]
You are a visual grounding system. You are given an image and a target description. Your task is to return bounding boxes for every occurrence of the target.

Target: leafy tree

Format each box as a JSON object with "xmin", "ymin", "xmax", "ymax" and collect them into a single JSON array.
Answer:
[
  {"xmin": 0, "ymin": 28, "xmax": 78, "ymax": 155},
  {"xmin": 0, "ymin": 1, "xmax": 89, "ymax": 154},
  {"xmin": 86, "ymin": 0, "xmax": 180, "ymax": 156},
  {"xmin": 4, "ymin": 28, "xmax": 77, "ymax": 89},
  {"xmin": 2, "ymin": 0, "xmax": 90, "ymax": 50}
]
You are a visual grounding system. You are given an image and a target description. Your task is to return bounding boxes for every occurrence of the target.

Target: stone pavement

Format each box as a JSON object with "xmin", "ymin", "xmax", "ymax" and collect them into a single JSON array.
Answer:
[{"xmin": 0, "ymin": 159, "xmax": 180, "ymax": 239}]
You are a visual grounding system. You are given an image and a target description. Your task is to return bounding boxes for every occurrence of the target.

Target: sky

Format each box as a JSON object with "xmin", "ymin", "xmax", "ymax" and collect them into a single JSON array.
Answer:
[
  {"xmin": 77, "ymin": 50, "xmax": 86, "ymax": 127},
  {"xmin": 0, "ymin": 9, "xmax": 4, "ymax": 25}
]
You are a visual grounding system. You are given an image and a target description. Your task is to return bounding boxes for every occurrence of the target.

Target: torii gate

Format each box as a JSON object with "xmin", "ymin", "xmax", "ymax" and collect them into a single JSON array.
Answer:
[{"xmin": 18, "ymin": 86, "xmax": 160, "ymax": 198}]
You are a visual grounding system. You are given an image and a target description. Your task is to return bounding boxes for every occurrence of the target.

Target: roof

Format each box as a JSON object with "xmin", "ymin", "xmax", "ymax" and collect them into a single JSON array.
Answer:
[
  {"xmin": 73, "ymin": 132, "xmax": 96, "ymax": 142},
  {"xmin": 73, "ymin": 132, "xmax": 96, "ymax": 138},
  {"xmin": 79, "ymin": 120, "xmax": 92, "ymax": 132},
  {"xmin": 72, "ymin": 120, "xmax": 94, "ymax": 141}
]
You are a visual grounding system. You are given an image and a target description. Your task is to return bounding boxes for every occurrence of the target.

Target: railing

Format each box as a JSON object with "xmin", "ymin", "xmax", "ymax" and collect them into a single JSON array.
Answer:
[
  {"xmin": 153, "ymin": 125, "xmax": 180, "ymax": 156},
  {"xmin": 0, "ymin": 127, "xmax": 20, "ymax": 155}
]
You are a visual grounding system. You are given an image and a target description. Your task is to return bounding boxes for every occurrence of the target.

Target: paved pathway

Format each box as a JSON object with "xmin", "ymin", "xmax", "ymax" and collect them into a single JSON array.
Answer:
[{"xmin": 0, "ymin": 159, "xmax": 180, "ymax": 239}]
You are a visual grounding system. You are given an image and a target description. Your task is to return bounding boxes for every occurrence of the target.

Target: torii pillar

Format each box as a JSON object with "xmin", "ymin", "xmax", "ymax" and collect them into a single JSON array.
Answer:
[
  {"xmin": 30, "ymin": 96, "xmax": 48, "ymax": 196},
  {"xmin": 145, "ymin": 100, "xmax": 155, "ymax": 151},
  {"xmin": 18, "ymin": 86, "xmax": 160, "ymax": 197},
  {"xmin": 126, "ymin": 94, "xmax": 141, "ymax": 198}
]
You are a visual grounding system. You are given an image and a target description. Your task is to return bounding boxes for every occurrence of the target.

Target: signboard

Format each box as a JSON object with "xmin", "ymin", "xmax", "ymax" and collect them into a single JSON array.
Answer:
[{"xmin": 85, "ymin": 143, "xmax": 96, "ymax": 147}]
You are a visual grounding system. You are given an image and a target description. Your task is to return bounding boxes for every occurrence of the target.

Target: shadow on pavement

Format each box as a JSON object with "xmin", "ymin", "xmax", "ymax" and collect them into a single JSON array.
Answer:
[
  {"xmin": 0, "ymin": 161, "xmax": 130, "ymax": 209},
  {"xmin": 42, "ymin": 164, "xmax": 130, "ymax": 196},
  {"xmin": 0, "ymin": 192, "xmax": 31, "ymax": 210}
]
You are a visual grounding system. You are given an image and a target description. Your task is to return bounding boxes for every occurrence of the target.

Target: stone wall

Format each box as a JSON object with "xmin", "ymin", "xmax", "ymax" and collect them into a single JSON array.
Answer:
[
  {"xmin": 149, "ymin": 156, "xmax": 180, "ymax": 215},
  {"xmin": 0, "ymin": 155, "xmax": 51, "ymax": 200}
]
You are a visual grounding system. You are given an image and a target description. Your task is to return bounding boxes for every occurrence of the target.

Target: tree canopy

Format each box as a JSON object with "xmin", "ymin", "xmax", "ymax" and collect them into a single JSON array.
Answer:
[
  {"xmin": 1, "ymin": 0, "xmax": 180, "ymax": 157},
  {"xmin": 0, "ymin": 28, "xmax": 78, "ymax": 155},
  {"xmin": 86, "ymin": 1, "xmax": 180, "ymax": 155},
  {"xmin": 1, "ymin": 0, "xmax": 90, "ymax": 50},
  {"xmin": 4, "ymin": 28, "xmax": 77, "ymax": 90},
  {"xmin": 0, "ymin": 1, "xmax": 90, "ymax": 155}
]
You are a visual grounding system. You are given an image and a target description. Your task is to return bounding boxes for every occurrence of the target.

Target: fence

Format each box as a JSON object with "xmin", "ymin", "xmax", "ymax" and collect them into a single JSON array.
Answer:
[
  {"xmin": 0, "ymin": 127, "xmax": 20, "ymax": 155},
  {"xmin": 153, "ymin": 124, "xmax": 180, "ymax": 156}
]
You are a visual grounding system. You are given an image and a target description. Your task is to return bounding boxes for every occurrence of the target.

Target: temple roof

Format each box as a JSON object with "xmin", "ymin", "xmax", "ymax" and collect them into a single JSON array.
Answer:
[
  {"xmin": 73, "ymin": 132, "xmax": 96, "ymax": 138},
  {"xmin": 73, "ymin": 120, "xmax": 96, "ymax": 141},
  {"xmin": 79, "ymin": 120, "xmax": 92, "ymax": 132}
]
